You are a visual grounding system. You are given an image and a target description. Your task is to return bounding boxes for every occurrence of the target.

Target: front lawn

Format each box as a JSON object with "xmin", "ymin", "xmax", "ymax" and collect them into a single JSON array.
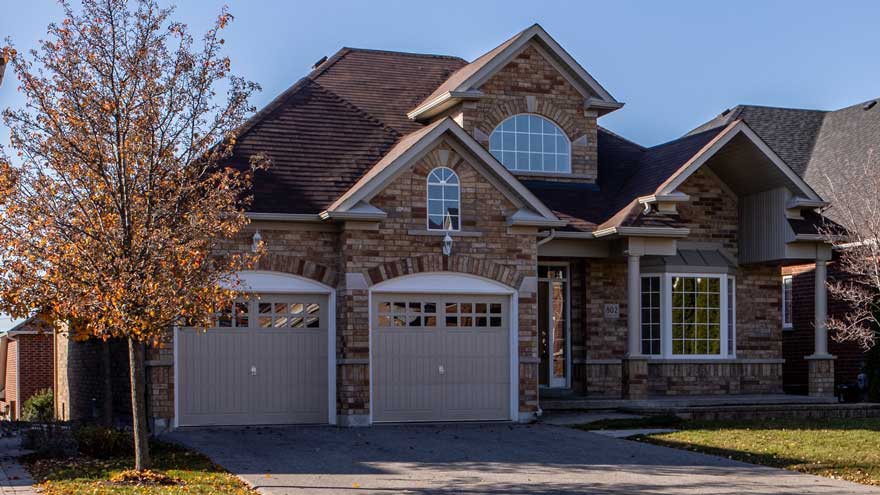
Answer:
[
  {"xmin": 580, "ymin": 417, "xmax": 880, "ymax": 486},
  {"xmin": 25, "ymin": 440, "xmax": 257, "ymax": 495}
]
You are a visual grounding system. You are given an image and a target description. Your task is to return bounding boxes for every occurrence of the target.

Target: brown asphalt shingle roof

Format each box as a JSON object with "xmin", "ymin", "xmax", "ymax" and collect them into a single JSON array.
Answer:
[{"xmin": 229, "ymin": 48, "xmax": 466, "ymax": 214}]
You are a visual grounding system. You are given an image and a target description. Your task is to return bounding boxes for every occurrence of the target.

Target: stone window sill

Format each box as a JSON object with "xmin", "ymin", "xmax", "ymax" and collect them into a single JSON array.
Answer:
[{"xmin": 407, "ymin": 229, "xmax": 482, "ymax": 237}]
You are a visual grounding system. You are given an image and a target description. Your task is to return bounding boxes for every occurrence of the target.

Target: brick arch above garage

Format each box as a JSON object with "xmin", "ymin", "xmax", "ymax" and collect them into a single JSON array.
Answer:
[
  {"xmin": 365, "ymin": 254, "xmax": 524, "ymax": 291},
  {"xmin": 254, "ymin": 252, "xmax": 337, "ymax": 288}
]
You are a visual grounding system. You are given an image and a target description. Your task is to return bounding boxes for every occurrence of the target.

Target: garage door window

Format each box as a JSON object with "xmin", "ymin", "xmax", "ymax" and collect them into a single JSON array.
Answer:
[
  {"xmin": 216, "ymin": 301, "xmax": 249, "ymax": 327},
  {"xmin": 256, "ymin": 301, "xmax": 320, "ymax": 328},
  {"xmin": 215, "ymin": 299, "xmax": 320, "ymax": 329},
  {"xmin": 445, "ymin": 302, "xmax": 503, "ymax": 328},
  {"xmin": 378, "ymin": 301, "xmax": 438, "ymax": 327}
]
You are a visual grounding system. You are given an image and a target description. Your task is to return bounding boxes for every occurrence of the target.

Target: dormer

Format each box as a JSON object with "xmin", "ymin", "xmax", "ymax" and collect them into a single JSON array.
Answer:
[{"xmin": 408, "ymin": 24, "xmax": 622, "ymax": 183}]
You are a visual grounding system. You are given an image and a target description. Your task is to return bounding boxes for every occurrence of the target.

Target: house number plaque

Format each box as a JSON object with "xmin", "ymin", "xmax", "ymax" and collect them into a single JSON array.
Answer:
[{"xmin": 604, "ymin": 304, "xmax": 620, "ymax": 320}]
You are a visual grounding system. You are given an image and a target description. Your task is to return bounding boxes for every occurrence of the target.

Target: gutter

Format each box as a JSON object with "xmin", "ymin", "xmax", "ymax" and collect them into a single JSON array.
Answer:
[{"xmin": 593, "ymin": 226, "xmax": 691, "ymax": 238}]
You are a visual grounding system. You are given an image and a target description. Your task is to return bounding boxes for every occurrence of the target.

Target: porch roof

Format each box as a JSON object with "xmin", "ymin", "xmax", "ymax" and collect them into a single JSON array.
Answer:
[{"xmin": 641, "ymin": 249, "xmax": 737, "ymax": 275}]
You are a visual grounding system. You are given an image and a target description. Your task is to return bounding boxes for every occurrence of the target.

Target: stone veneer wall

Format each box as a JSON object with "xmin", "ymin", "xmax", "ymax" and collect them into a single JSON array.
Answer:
[{"xmin": 453, "ymin": 42, "xmax": 599, "ymax": 183}]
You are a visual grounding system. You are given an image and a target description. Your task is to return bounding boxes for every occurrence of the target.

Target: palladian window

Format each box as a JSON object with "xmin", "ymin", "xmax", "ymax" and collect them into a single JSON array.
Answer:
[
  {"xmin": 427, "ymin": 167, "xmax": 460, "ymax": 231},
  {"xmin": 489, "ymin": 114, "xmax": 571, "ymax": 173}
]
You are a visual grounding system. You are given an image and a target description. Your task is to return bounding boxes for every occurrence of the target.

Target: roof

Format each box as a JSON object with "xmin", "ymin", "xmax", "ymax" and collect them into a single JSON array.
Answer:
[
  {"xmin": 229, "ymin": 49, "xmax": 465, "ymax": 214},
  {"xmin": 692, "ymin": 98, "xmax": 880, "ymax": 224},
  {"xmin": 526, "ymin": 126, "xmax": 726, "ymax": 232}
]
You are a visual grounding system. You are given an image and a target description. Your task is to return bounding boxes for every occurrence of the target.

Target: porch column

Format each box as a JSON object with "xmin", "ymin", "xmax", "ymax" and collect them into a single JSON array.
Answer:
[
  {"xmin": 627, "ymin": 254, "xmax": 643, "ymax": 357},
  {"xmin": 807, "ymin": 259, "xmax": 835, "ymax": 397},
  {"xmin": 623, "ymin": 254, "xmax": 648, "ymax": 400}
]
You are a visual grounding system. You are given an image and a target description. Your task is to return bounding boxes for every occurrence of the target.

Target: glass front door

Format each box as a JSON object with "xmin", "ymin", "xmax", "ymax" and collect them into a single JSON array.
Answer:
[{"xmin": 538, "ymin": 264, "xmax": 569, "ymax": 388}]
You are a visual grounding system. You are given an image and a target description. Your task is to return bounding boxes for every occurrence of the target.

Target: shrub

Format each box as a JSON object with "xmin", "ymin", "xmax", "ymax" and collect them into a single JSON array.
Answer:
[
  {"xmin": 73, "ymin": 425, "xmax": 133, "ymax": 459},
  {"xmin": 20, "ymin": 422, "xmax": 76, "ymax": 458},
  {"xmin": 21, "ymin": 389, "xmax": 53, "ymax": 423}
]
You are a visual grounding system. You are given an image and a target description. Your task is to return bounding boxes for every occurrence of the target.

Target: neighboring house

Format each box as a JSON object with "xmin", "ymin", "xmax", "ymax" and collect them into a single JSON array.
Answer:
[
  {"xmin": 692, "ymin": 101, "xmax": 880, "ymax": 394},
  {"xmin": 0, "ymin": 317, "xmax": 54, "ymax": 420},
  {"xmin": 55, "ymin": 24, "xmax": 839, "ymax": 430}
]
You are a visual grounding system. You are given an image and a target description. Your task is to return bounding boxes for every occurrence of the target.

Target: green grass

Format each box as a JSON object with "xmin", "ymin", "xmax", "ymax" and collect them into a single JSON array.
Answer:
[
  {"xmin": 582, "ymin": 417, "xmax": 880, "ymax": 486},
  {"xmin": 25, "ymin": 441, "xmax": 257, "ymax": 495}
]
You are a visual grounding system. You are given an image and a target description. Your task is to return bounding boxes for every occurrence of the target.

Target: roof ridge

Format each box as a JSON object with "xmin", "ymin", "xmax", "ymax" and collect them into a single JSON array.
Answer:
[
  {"xmin": 339, "ymin": 46, "xmax": 466, "ymax": 62},
  {"xmin": 598, "ymin": 126, "xmax": 646, "ymax": 150},
  {"xmin": 307, "ymin": 47, "xmax": 353, "ymax": 80},
  {"xmin": 309, "ymin": 80, "xmax": 403, "ymax": 139},
  {"xmin": 235, "ymin": 76, "xmax": 313, "ymax": 140},
  {"xmin": 736, "ymin": 103, "xmax": 829, "ymax": 113},
  {"xmin": 831, "ymin": 96, "xmax": 880, "ymax": 113}
]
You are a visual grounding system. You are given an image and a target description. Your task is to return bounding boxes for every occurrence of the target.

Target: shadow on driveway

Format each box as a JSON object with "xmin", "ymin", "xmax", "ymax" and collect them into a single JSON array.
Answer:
[{"xmin": 166, "ymin": 423, "xmax": 880, "ymax": 494}]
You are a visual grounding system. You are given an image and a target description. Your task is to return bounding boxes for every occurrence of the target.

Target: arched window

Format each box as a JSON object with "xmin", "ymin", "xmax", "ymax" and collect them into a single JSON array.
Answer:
[
  {"xmin": 489, "ymin": 114, "xmax": 571, "ymax": 173},
  {"xmin": 427, "ymin": 167, "xmax": 460, "ymax": 231}
]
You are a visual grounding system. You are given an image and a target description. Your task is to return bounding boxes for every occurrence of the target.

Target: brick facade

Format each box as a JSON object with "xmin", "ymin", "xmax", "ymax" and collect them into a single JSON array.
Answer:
[
  {"xmin": 782, "ymin": 261, "xmax": 864, "ymax": 394},
  {"xmin": 2, "ymin": 326, "xmax": 54, "ymax": 420},
  {"xmin": 52, "ymin": 32, "xmax": 809, "ymax": 427},
  {"xmin": 455, "ymin": 42, "xmax": 599, "ymax": 182}
]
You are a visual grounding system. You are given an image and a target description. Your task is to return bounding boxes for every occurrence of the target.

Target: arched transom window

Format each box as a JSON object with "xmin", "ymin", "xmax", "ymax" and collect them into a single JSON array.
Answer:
[
  {"xmin": 489, "ymin": 114, "xmax": 571, "ymax": 173},
  {"xmin": 427, "ymin": 167, "xmax": 460, "ymax": 231}
]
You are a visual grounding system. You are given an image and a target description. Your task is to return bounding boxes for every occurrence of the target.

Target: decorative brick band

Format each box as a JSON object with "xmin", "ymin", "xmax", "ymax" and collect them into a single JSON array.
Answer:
[
  {"xmin": 254, "ymin": 252, "xmax": 337, "ymax": 287},
  {"xmin": 476, "ymin": 97, "xmax": 578, "ymax": 141},
  {"xmin": 364, "ymin": 254, "xmax": 523, "ymax": 289}
]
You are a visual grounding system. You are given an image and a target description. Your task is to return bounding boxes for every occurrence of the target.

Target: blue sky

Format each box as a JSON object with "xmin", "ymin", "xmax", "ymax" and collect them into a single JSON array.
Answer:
[{"xmin": 1, "ymin": 1, "xmax": 879, "ymax": 330}]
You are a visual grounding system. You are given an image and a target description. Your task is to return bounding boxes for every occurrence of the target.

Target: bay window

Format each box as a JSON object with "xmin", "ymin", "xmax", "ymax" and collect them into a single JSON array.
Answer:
[{"xmin": 640, "ymin": 273, "xmax": 736, "ymax": 358}]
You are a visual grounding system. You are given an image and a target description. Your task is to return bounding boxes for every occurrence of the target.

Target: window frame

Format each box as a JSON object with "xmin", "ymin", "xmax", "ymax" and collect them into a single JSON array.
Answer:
[
  {"xmin": 782, "ymin": 275, "xmax": 793, "ymax": 330},
  {"xmin": 426, "ymin": 166, "xmax": 461, "ymax": 232},
  {"xmin": 488, "ymin": 113, "xmax": 572, "ymax": 174},
  {"xmin": 641, "ymin": 272, "xmax": 736, "ymax": 359}
]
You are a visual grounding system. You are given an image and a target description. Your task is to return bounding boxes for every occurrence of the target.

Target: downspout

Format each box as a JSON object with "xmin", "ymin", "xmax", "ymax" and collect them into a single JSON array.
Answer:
[{"xmin": 536, "ymin": 229, "xmax": 557, "ymax": 247}]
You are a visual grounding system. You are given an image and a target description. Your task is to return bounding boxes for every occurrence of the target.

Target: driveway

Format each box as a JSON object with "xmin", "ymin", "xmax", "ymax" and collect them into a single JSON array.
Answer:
[{"xmin": 167, "ymin": 423, "xmax": 880, "ymax": 495}]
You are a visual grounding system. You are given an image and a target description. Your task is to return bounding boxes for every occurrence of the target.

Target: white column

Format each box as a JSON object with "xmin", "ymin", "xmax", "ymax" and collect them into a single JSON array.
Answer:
[
  {"xmin": 627, "ymin": 254, "xmax": 642, "ymax": 357},
  {"xmin": 813, "ymin": 259, "xmax": 829, "ymax": 357}
]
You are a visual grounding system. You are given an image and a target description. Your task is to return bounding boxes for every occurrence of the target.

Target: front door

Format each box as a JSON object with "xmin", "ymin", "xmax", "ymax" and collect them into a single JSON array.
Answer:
[{"xmin": 538, "ymin": 264, "xmax": 569, "ymax": 388}]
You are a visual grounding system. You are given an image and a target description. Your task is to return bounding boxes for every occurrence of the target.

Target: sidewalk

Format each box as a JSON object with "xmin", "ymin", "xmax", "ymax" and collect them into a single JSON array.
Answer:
[{"xmin": 0, "ymin": 437, "xmax": 37, "ymax": 495}]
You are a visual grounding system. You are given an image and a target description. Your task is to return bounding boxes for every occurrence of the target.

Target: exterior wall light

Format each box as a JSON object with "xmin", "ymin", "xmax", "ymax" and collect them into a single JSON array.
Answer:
[
  {"xmin": 442, "ymin": 232, "xmax": 453, "ymax": 256},
  {"xmin": 252, "ymin": 230, "xmax": 263, "ymax": 253}
]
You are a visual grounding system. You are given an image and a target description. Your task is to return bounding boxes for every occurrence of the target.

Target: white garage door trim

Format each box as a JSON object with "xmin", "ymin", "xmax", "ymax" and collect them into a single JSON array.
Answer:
[
  {"xmin": 369, "ymin": 272, "xmax": 518, "ymax": 423},
  {"xmin": 173, "ymin": 270, "xmax": 336, "ymax": 428}
]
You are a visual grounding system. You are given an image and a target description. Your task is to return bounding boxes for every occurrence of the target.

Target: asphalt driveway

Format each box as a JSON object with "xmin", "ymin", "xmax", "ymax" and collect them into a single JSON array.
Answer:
[{"xmin": 167, "ymin": 423, "xmax": 880, "ymax": 495}]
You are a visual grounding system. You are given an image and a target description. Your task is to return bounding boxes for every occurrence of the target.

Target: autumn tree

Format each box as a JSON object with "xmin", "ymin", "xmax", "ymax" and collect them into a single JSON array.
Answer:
[
  {"xmin": 0, "ymin": 0, "xmax": 262, "ymax": 470},
  {"xmin": 820, "ymin": 150, "xmax": 880, "ymax": 350}
]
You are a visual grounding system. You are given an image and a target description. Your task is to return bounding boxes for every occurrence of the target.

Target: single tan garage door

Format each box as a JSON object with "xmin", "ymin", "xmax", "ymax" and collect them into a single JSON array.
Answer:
[
  {"xmin": 372, "ymin": 294, "xmax": 510, "ymax": 422},
  {"xmin": 178, "ymin": 294, "xmax": 328, "ymax": 426}
]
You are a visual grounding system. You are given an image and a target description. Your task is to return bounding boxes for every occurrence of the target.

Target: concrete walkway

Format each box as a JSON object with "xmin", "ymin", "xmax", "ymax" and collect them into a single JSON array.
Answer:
[
  {"xmin": 0, "ymin": 438, "xmax": 37, "ymax": 495},
  {"xmin": 168, "ymin": 423, "xmax": 880, "ymax": 495}
]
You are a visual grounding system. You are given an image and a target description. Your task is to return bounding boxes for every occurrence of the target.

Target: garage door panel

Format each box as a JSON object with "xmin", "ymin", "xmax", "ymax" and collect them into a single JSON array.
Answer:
[
  {"xmin": 179, "ymin": 329, "xmax": 252, "ymax": 424},
  {"xmin": 373, "ymin": 329, "xmax": 440, "ymax": 422},
  {"xmin": 178, "ymin": 293, "xmax": 329, "ymax": 427},
  {"xmin": 373, "ymin": 294, "xmax": 510, "ymax": 423}
]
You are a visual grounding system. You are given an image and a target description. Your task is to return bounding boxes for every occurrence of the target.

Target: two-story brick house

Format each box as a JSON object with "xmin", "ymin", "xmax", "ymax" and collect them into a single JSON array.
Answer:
[{"xmin": 56, "ymin": 24, "xmax": 839, "ymax": 429}]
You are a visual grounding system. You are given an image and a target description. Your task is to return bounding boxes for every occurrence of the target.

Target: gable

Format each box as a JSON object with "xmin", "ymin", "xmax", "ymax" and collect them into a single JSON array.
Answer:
[
  {"xmin": 326, "ymin": 119, "xmax": 562, "ymax": 226},
  {"xmin": 408, "ymin": 24, "xmax": 621, "ymax": 121},
  {"xmin": 478, "ymin": 42, "xmax": 584, "ymax": 99},
  {"xmin": 370, "ymin": 140, "xmax": 519, "ymax": 233}
]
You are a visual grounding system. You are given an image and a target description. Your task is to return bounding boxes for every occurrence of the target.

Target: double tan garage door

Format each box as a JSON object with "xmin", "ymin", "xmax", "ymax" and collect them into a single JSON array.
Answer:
[
  {"xmin": 177, "ymin": 294, "xmax": 328, "ymax": 426},
  {"xmin": 372, "ymin": 294, "xmax": 511, "ymax": 422}
]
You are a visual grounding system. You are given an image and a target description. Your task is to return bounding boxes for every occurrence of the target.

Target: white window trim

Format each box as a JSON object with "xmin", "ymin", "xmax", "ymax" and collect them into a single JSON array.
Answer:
[
  {"xmin": 782, "ymin": 275, "xmax": 793, "ymax": 330},
  {"xmin": 489, "ymin": 113, "xmax": 572, "ymax": 175},
  {"xmin": 642, "ymin": 272, "xmax": 737, "ymax": 360},
  {"xmin": 426, "ymin": 166, "xmax": 460, "ymax": 232}
]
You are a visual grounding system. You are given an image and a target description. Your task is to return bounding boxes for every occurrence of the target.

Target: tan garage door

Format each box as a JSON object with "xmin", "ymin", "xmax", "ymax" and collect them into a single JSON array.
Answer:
[
  {"xmin": 372, "ymin": 294, "xmax": 510, "ymax": 422},
  {"xmin": 178, "ymin": 294, "xmax": 328, "ymax": 426}
]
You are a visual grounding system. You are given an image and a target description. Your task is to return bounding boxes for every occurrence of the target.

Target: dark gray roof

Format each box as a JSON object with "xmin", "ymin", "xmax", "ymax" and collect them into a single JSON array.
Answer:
[
  {"xmin": 692, "ymin": 98, "xmax": 880, "ymax": 224},
  {"xmin": 688, "ymin": 105, "xmax": 827, "ymax": 176}
]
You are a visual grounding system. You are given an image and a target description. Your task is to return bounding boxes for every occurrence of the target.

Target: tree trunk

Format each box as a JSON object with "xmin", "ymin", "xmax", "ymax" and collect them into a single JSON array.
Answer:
[
  {"xmin": 128, "ymin": 337, "xmax": 151, "ymax": 471},
  {"xmin": 102, "ymin": 340, "xmax": 114, "ymax": 426}
]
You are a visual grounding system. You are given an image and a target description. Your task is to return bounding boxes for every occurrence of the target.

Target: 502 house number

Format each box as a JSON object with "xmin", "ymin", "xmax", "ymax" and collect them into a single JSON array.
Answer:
[{"xmin": 604, "ymin": 303, "xmax": 620, "ymax": 320}]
